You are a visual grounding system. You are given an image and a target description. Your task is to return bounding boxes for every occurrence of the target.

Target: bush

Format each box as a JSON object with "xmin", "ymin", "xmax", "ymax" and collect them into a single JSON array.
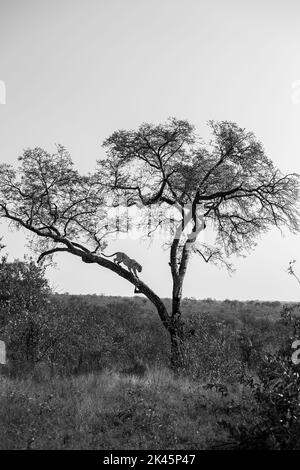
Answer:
[{"xmin": 223, "ymin": 305, "xmax": 300, "ymax": 449}]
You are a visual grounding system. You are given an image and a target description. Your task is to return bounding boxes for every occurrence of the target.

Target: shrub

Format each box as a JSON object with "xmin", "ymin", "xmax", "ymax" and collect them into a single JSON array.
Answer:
[{"xmin": 224, "ymin": 305, "xmax": 300, "ymax": 449}]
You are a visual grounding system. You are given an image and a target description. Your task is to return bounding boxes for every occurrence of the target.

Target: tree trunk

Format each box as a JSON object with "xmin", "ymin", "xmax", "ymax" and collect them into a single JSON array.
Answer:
[
  {"xmin": 170, "ymin": 327, "xmax": 185, "ymax": 371},
  {"xmin": 169, "ymin": 278, "xmax": 186, "ymax": 370}
]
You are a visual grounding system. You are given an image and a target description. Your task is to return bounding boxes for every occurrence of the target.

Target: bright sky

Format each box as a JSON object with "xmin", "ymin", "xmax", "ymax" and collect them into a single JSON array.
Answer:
[{"xmin": 0, "ymin": 0, "xmax": 300, "ymax": 300}]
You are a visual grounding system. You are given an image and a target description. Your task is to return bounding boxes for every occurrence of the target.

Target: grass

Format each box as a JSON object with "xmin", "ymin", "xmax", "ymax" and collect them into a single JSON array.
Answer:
[
  {"xmin": 0, "ymin": 367, "xmax": 259, "ymax": 450},
  {"xmin": 2, "ymin": 295, "xmax": 291, "ymax": 449}
]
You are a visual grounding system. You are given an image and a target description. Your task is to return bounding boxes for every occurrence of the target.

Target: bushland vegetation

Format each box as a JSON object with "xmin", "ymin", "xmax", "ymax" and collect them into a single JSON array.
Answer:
[{"xmin": 1, "ymin": 257, "xmax": 300, "ymax": 449}]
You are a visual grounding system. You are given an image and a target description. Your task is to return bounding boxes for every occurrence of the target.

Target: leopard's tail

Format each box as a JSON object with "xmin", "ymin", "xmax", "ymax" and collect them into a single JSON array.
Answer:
[{"xmin": 101, "ymin": 252, "xmax": 117, "ymax": 258}]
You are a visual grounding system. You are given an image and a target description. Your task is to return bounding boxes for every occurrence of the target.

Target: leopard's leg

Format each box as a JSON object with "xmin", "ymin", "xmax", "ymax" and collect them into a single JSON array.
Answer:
[{"xmin": 132, "ymin": 267, "xmax": 138, "ymax": 277}]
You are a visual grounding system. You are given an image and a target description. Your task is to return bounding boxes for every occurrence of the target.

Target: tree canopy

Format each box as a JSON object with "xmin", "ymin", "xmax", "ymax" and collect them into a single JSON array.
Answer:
[
  {"xmin": 1, "ymin": 119, "xmax": 298, "ymax": 268},
  {"xmin": 99, "ymin": 118, "xmax": 299, "ymax": 257}
]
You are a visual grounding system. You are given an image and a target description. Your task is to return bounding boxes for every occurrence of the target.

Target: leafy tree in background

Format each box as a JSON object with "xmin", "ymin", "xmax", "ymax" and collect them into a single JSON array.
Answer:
[
  {"xmin": 227, "ymin": 266, "xmax": 300, "ymax": 449},
  {"xmin": 0, "ymin": 118, "xmax": 299, "ymax": 368},
  {"xmin": 0, "ymin": 255, "xmax": 53, "ymax": 365},
  {"xmin": 0, "ymin": 254, "xmax": 105, "ymax": 371}
]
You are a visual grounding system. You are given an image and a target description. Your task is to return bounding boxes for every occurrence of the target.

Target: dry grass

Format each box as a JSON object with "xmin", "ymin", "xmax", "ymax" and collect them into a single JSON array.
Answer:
[{"xmin": 0, "ymin": 367, "xmax": 258, "ymax": 449}]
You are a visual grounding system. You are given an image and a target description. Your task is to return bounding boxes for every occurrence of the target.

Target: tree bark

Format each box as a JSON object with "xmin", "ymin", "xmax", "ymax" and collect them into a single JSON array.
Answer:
[
  {"xmin": 169, "ymin": 266, "xmax": 186, "ymax": 370},
  {"xmin": 168, "ymin": 235, "xmax": 195, "ymax": 370},
  {"xmin": 169, "ymin": 321, "xmax": 185, "ymax": 370}
]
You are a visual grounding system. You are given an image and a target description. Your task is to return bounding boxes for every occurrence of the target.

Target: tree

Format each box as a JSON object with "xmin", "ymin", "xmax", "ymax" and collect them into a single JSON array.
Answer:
[
  {"xmin": 0, "ymin": 255, "xmax": 56, "ymax": 365},
  {"xmin": 0, "ymin": 119, "xmax": 299, "ymax": 369},
  {"xmin": 288, "ymin": 260, "xmax": 300, "ymax": 286}
]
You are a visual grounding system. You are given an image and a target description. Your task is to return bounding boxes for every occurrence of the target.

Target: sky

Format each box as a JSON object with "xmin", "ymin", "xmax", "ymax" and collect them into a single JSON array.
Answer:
[{"xmin": 0, "ymin": 0, "xmax": 300, "ymax": 300}]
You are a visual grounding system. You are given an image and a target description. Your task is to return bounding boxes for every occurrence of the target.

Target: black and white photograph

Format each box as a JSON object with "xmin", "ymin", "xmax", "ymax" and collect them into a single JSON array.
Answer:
[{"xmin": 1, "ymin": 0, "xmax": 300, "ymax": 456}]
